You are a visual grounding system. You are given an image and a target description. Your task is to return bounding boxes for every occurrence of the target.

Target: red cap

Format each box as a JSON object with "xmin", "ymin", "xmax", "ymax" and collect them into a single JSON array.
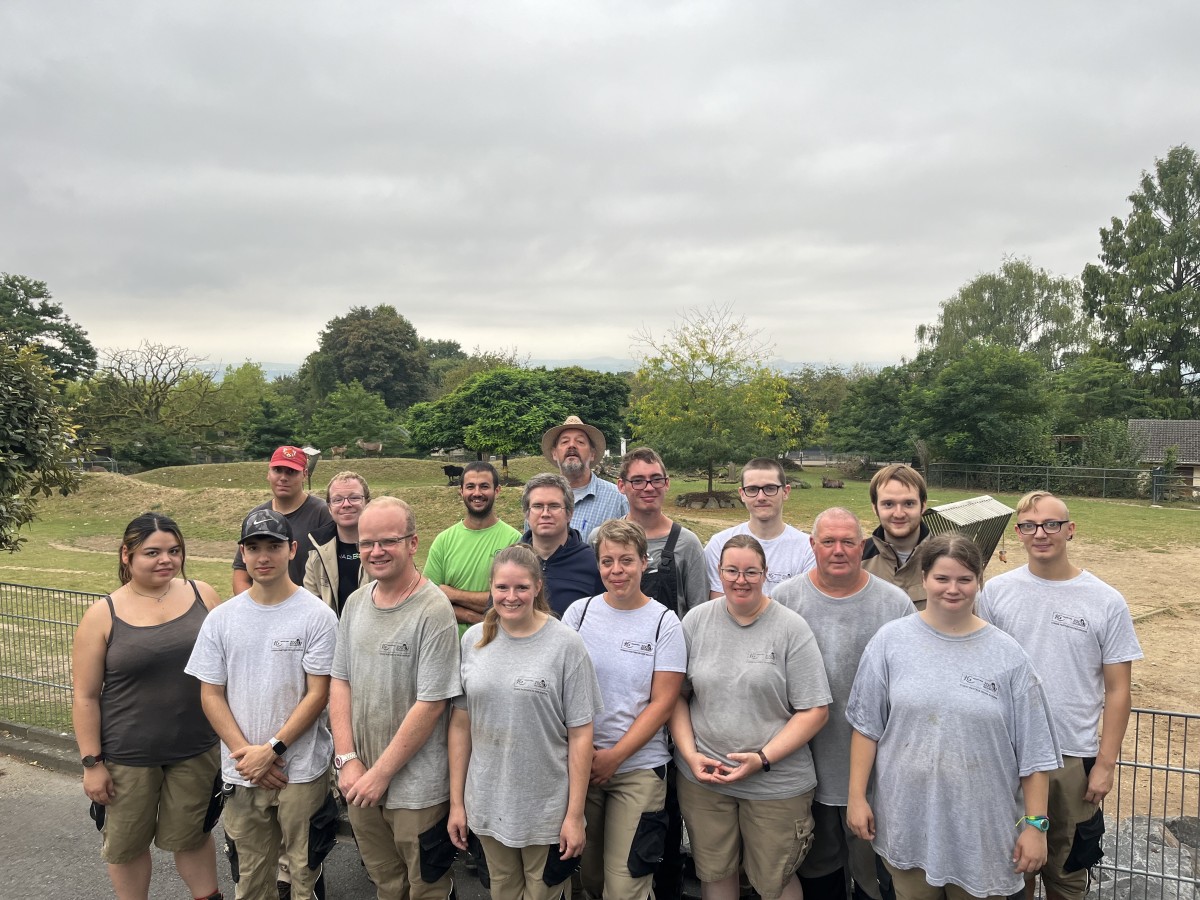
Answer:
[{"xmin": 270, "ymin": 446, "xmax": 307, "ymax": 471}]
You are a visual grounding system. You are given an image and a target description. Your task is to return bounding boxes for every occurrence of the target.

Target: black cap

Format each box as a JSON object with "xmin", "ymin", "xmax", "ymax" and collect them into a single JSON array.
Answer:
[{"xmin": 239, "ymin": 509, "xmax": 293, "ymax": 544}]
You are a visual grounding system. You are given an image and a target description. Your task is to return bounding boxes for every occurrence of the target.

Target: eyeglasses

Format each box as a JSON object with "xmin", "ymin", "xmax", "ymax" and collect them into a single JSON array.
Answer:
[
  {"xmin": 1016, "ymin": 520, "xmax": 1070, "ymax": 535},
  {"xmin": 741, "ymin": 484, "xmax": 784, "ymax": 497},
  {"xmin": 530, "ymin": 503, "xmax": 566, "ymax": 514},
  {"xmin": 357, "ymin": 533, "xmax": 415, "ymax": 551},
  {"xmin": 625, "ymin": 475, "xmax": 667, "ymax": 489},
  {"xmin": 718, "ymin": 566, "xmax": 765, "ymax": 582},
  {"xmin": 330, "ymin": 495, "xmax": 366, "ymax": 506}
]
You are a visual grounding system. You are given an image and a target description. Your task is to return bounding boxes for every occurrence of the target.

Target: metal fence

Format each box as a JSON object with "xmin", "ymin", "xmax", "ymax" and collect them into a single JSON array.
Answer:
[
  {"xmin": 0, "ymin": 582, "xmax": 1197, "ymax": 896},
  {"xmin": 0, "ymin": 581, "xmax": 102, "ymax": 731},
  {"xmin": 927, "ymin": 462, "xmax": 1154, "ymax": 500}
]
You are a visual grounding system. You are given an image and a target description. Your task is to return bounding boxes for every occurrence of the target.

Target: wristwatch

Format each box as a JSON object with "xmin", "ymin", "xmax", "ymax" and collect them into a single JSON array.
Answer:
[
  {"xmin": 1018, "ymin": 815, "xmax": 1050, "ymax": 832},
  {"xmin": 756, "ymin": 749, "xmax": 771, "ymax": 773},
  {"xmin": 81, "ymin": 753, "xmax": 106, "ymax": 768},
  {"xmin": 268, "ymin": 737, "xmax": 288, "ymax": 756},
  {"xmin": 333, "ymin": 751, "xmax": 359, "ymax": 770}
]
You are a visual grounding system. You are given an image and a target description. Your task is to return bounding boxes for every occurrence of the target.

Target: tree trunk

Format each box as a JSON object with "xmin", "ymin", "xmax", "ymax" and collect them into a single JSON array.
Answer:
[{"xmin": 707, "ymin": 459, "xmax": 714, "ymax": 494}]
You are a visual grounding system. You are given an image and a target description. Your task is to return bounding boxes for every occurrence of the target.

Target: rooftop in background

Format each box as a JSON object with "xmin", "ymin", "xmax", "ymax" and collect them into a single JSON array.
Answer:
[{"xmin": 1128, "ymin": 420, "xmax": 1200, "ymax": 465}]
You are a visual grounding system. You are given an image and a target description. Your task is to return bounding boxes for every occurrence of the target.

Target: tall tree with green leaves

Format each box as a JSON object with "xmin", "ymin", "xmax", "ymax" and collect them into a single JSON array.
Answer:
[
  {"xmin": 0, "ymin": 273, "xmax": 97, "ymax": 380},
  {"xmin": 630, "ymin": 305, "xmax": 798, "ymax": 492},
  {"xmin": 0, "ymin": 344, "xmax": 80, "ymax": 551},
  {"xmin": 916, "ymin": 257, "xmax": 1090, "ymax": 369},
  {"xmin": 308, "ymin": 380, "xmax": 402, "ymax": 452},
  {"xmin": 1083, "ymin": 144, "xmax": 1200, "ymax": 403}
]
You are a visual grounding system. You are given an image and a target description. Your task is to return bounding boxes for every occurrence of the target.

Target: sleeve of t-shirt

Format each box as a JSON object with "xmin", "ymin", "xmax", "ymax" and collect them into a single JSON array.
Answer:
[
  {"xmin": 423, "ymin": 533, "xmax": 447, "ymax": 586},
  {"xmin": 416, "ymin": 619, "xmax": 463, "ymax": 702},
  {"xmin": 654, "ymin": 611, "xmax": 688, "ymax": 674},
  {"xmin": 845, "ymin": 637, "xmax": 889, "ymax": 741},
  {"xmin": 330, "ymin": 607, "xmax": 353, "ymax": 681},
  {"xmin": 798, "ymin": 540, "xmax": 817, "ymax": 574},
  {"xmin": 185, "ymin": 613, "xmax": 228, "ymax": 685},
  {"xmin": 562, "ymin": 640, "xmax": 604, "ymax": 727},
  {"xmin": 1010, "ymin": 663, "xmax": 1063, "ymax": 776},
  {"xmin": 1100, "ymin": 596, "xmax": 1145, "ymax": 665},
  {"xmin": 784, "ymin": 616, "xmax": 833, "ymax": 711},
  {"xmin": 703, "ymin": 537, "xmax": 722, "ymax": 593},
  {"xmin": 302, "ymin": 607, "xmax": 338, "ymax": 676},
  {"xmin": 677, "ymin": 533, "xmax": 711, "ymax": 615}
]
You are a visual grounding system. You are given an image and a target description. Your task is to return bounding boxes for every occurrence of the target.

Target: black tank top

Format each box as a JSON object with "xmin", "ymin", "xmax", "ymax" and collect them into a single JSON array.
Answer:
[{"xmin": 99, "ymin": 582, "xmax": 218, "ymax": 766}]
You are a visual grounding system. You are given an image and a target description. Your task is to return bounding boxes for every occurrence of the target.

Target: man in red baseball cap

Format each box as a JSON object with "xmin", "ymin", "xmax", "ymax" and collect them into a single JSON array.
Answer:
[{"xmin": 232, "ymin": 446, "xmax": 332, "ymax": 595}]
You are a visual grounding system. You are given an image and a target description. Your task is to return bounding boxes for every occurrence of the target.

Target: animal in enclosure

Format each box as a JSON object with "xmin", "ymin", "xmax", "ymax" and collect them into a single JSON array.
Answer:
[
  {"xmin": 356, "ymin": 439, "xmax": 383, "ymax": 457},
  {"xmin": 443, "ymin": 464, "xmax": 465, "ymax": 486},
  {"xmin": 330, "ymin": 445, "xmax": 347, "ymax": 459},
  {"xmin": 822, "ymin": 477, "xmax": 845, "ymax": 488}
]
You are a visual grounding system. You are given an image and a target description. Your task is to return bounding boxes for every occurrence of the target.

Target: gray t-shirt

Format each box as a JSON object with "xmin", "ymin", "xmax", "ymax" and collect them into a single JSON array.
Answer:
[
  {"xmin": 772, "ymin": 573, "xmax": 913, "ymax": 805},
  {"xmin": 454, "ymin": 617, "xmax": 604, "ymax": 847},
  {"xmin": 846, "ymin": 616, "xmax": 1061, "ymax": 898},
  {"xmin": 331, "ymin": 580, "xmax": 462, "ymax": 809},
  {"xmin": 562, "ymin": 595, "xmax": 687, "ymax": 774},
  {"xmin": 676, "ymin": 598, "xmax": 831, "ymax": 800},
  {"xmin": 186, "ymin": 587, "xmax": 338, "ymax": 786},
  {"xmin": 703, "ymin": 522, "xmax": 816, "ymax": 593},
  {"xmin": 977, "ymin": 566, "xmax": 1144, "ymax": 757}
]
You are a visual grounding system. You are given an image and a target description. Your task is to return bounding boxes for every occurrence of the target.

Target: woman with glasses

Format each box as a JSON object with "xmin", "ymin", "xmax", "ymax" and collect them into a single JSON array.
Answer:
[
  {"xmin": 563, "ymin": 519, "xmax": 687, "ymax": 900},
  {"xmin": 671, "ymin": 535, "xmax": 831, "ymax": 900},
  {"xmin": 304, "ymin": 471, "xmax": 372, "ymax": 615},
  {"xmin": 72, "ymin": 513, "xmax": 225, "ymax": 900},
  {"xmin": 449, "ymin": 544, "xmax": 603, "ymax": 900},
  {"xmin": 846, "ymin": 534, "xmax": 1060, "ymax": 900}
]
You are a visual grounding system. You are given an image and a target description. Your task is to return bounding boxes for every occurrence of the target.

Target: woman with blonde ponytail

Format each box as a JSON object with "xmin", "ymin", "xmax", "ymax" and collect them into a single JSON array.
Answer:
[{"xmin": 448, "ymin": 545, "xmax": 603, "ymax": 900}]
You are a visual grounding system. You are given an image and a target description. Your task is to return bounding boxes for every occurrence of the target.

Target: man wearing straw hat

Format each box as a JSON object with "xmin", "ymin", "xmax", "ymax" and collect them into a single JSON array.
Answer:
[{"xmin": 540, "ymin": 415, "xmax": 628, "ymax": 537}]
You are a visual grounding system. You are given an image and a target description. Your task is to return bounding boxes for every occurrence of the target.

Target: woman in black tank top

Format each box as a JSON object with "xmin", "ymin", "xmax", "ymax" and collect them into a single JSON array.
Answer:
[{"xmin": 72, "ymin": 513, "xmax": 226, "ymax": 900}]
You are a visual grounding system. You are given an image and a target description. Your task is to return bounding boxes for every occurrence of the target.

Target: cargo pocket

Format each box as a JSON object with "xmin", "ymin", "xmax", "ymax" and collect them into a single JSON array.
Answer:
[
  {"xmin": 418, "ymin": 812, "xmax": 458, "ymax": 883},
  {"xmin": 225, "ymin": 836, "xmax": 240, "ymax": 884},
  {"xmin": 784, "ymin": 819, "xmax": 815, "ymax": 874},
  {"xmin": 627, "ymin": 808, "xmax": 669, "ymax": 878},
  {"xmin": 307, "ymin": 792, "xmax": 340, "ymax": 870},
  {"xmin": 1063, "ymin": 808, "xmax": 1105, "ymax": 873},
  {"xmin": 202, "ymin": 773, "xmax": 225, "ymax": 833},
  {"xmin": 542, "ymin": 843, "xmax": 582, "ymax": 887}
]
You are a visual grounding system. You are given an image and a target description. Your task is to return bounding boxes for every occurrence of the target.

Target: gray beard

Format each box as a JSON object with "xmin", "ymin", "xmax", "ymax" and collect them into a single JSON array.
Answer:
[{"xmin": 559, "ymin": 456, "xmax": 587, "ymax": 480}]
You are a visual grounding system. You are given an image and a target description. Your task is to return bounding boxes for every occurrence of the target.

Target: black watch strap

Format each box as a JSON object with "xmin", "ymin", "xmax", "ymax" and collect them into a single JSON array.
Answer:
[
  {"xmin": 82, "ymin": 753, "xmax": 106, "ymax": 768},
  {"xmin": 757, "ymin": 749, "xmax": 771, "ymax": 772}
]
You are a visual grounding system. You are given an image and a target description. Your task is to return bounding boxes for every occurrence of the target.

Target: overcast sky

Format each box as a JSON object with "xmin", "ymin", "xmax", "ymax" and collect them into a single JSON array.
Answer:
[{"xmin": 2, "ymin": 1, "xmax": 1198, "ymax": 372}]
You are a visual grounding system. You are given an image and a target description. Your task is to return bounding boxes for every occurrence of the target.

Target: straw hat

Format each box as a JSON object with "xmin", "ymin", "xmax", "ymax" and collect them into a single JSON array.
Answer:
[{"xmin": 541, "ymin": 415, "xmax": 606, "ymax": 463}]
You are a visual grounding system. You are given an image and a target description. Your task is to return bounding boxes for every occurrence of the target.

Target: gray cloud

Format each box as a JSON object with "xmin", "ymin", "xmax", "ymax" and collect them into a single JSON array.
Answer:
[{"xmin": 2, "ymin": 0, "xmax": 1198, "ymax": 369}]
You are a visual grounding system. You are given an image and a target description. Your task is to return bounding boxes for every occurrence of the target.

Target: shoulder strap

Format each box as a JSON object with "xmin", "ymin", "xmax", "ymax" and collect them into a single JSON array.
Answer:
[
  {"xmin": 655, "ymin": 607, "xmax": 671, "ymax": 641},
  {"xmin": 662, "ymin": 522, "xmax": 682, "ymax": 557},
  {"xmin": 103, "ymin": 595, "xmax": 117, "ymax": 647},
  {"xmin": 188, "ymin": 578, "xmax": 203, "ymax": 605},
  {"xmin": 573, "ymin": 596, "xmax": 595, "ymax": 632}
]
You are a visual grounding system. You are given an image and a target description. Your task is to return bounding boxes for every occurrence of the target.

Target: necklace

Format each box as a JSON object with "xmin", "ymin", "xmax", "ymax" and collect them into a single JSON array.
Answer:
[
  {"xmin": 375, "ymin": 568, "xmax": 421, "ymax": 608},
  {"xmin": 130, "ymin": 583, "xmax": 172, "ymax": 603}
]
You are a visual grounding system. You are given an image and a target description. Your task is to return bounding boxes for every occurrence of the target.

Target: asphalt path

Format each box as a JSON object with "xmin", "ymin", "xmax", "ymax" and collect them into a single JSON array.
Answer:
[{"xmin": 1, "ymin": 754, "xmax": 490, "ymax": 900}]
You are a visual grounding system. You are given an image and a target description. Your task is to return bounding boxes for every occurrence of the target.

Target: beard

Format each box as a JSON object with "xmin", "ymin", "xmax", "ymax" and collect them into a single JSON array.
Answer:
[
  {"xmin": 464, "ymin": 496, "xmax": 496, "ymax": 520},
  {"xmin": 559, "ymin": 455, "xmax": 588, "ymax": 480}
]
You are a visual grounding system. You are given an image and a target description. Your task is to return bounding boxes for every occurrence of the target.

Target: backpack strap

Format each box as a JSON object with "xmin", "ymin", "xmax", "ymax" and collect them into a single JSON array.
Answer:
[{"xmin": 573, "ymin": 595, "xmax": 595, "ymax": 632}]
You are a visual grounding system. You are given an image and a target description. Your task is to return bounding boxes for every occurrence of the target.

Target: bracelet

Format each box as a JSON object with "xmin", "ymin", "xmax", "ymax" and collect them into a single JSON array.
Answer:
[
  {"xmin": 756, "ymin": 749, "xmax": 771, "ymax": 773},
  {"xmin": 1016, "ymin": 815, "xmax": 1049, "ymax": 832}
]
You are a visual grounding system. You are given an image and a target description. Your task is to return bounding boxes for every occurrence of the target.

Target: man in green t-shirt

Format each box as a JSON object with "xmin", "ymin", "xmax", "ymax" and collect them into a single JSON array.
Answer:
[{"xmin": 423, "ymin": 461, "xmax": 521, "ymax": 628}]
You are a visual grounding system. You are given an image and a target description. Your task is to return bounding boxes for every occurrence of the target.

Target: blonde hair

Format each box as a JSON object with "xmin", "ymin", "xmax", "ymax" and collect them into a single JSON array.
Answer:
[
  {"xmin": 325, "ymin": 470, "xmax": 370, "ymax": 503},
  {"xmin": 1016, "ymin": 490, "xmax": 1068, "ymax": 518},
  {"xmin": 477, "ymin": 545, "xmax": 550, "ymax": 648},
  {"xmin": 594, "ymin": 519, "xmax": 648, "ymax": 560}
]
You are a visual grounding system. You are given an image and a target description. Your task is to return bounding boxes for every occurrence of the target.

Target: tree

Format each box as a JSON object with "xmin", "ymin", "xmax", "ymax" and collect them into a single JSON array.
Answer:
[
  {"xmin": 407, "ymin": 367, "xmax": 571, "ymax": 476},
  {"xmin": 1083, "ymin": 144, "xmax": 1200, "ymax": 403},
  {"xmin": 74, "ymin": 343, "xmax": 224, "ymax": 468},
  {"xmin": 0, "ymin": 344, "xmax": 80, "ymax": 552},
  {"xmin": 308, "ymin": 381, "xmax": 402, "ymax": 451},
  {"xmin": 1051, "ymin": 352, "xmax": 1152, "ymax": 432},
  {"xmin": 827, "ymin": 362, "xmax": 926, "ymax": 460},
  {"xmin": 785, "ymin": 364, "xmax": 867, "ymax": 448},
  {"xmin": 429, "ymin": 346, "xmax": 529, "ymax": 399},
  {"xmin": 916, "ymin": 257, "xmax": 1091, "ymax": 369},
  {"xmin": 630, "ymin": 305, "xmax": 799, "ymax": 492},
  {"xmin": 905, "ymin": 344, "xmax": 1053, "ymax": 465},
  {"xmin": 303, "ymin": 305, "xmax": 430, "ymax": 409},
  {"xmin": 241, "ymin": 397, "xmax": 303, "ymax": 459},
  {"xmin": 549, "ymin": 366, "xmax": 631, "ymax": 444},
  {"xmin": 0, "ymin": 273, "xmax": 97, "ymax": 380}
]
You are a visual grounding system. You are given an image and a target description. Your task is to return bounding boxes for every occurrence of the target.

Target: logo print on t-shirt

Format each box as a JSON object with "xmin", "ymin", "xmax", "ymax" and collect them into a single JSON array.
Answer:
[
  {"xmin": 621, "ymin": 639, "xmax": 654, "ymax": 655},
  {"xmin": 959, "ymin": 674, "xmax": 999, "ymax": 697},
  {"xmin": 1051, "ymin": 612, "xmax": 1089, "ymax": 632},
  {"xmin": 514, "ymin": 675, "xmax": 550, "ymax": 694},
  {"xmin": 271, "ymin": 638, "xmax": 304, "ymax": 651},
  {"xmin": 380, "ymin": 642, "xmax": 410, "ymax": 656},
  {"xmin": 747, "ymin": 650, "xmax": 778, "ymax": 664}
]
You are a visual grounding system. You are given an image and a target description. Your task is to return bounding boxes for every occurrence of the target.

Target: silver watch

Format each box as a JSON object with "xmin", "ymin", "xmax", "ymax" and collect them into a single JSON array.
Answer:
[{"xmin": 334, "ymin": 751, "xmax": 359, "ymax": 770}]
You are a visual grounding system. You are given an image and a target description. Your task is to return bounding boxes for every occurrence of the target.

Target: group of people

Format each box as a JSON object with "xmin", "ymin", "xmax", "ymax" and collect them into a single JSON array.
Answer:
[{"xmin": 71, "ymin": 415, "xmax": 1143, "ymax": 900}]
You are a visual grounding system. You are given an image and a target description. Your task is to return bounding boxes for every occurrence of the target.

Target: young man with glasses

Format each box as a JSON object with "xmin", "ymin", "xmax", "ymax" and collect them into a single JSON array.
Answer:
[
  {"xmin": 703, "ymin": 458, "xmax": 816, "ymax": 599},
  {"xmin": 977, "ymin": 491, "xmax": 1142, "ymax": 900},
  {"xmin": 304, "ymin": 471, "xmax": 373, "ymax": 616},
  {"xmin": 773, "ymin": 509, "xmax": 912, "ymax": 900},
  {"xmin": 861, "ymin": 464, "xmax": 931, "ymax": 608},
  {"xmin": 519, "ymin": 472, "xmax": 603, "ymax": 616},
  {"xmin": 232, "ymin": 446, "xmax": 332, "ymax": 595},
  {"xmin": 330, "ymin": 497, "xmax": 462, "ymax": 900},
  {"xmin": 424, "ymin": 461, "xmax": 521, "ymax": 630}
]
